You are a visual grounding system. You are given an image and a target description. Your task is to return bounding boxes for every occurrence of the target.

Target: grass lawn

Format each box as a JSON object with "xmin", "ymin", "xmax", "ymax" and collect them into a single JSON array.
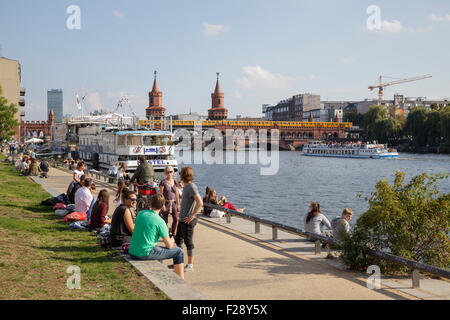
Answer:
[{"xmin": 0, "ymin": 154, "xmax": 167, "ymax": 300}]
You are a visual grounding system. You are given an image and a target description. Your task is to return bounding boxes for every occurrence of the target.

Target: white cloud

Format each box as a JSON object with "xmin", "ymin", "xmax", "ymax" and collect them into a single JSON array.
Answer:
[
  {"xmin": 380, "ymin": 20, "xmax": 404, "ymax": 33},
  {"xmin": 298, "ymin": 74, "xmax": 317, "ymax": 81},
  {"xmin": 339, "ymin": 56, "xmax": 357, "ymax": 64},
  {"xmin": 427, "ymin": 13, "xmax": 450, "ymax": 22},
  {"xmin": 113, "ymin": 10, "xmax": 124, "ymax": 20},
  {"xmin": 415, "ymin": 26, "xmax": 433, "ymax": 33},
  {"xmin": 202, "ymin": 22, "xmax": 229, "ymax": 36},
  {"xmin": 235, "ymin": 66, "xmax": 295, "ymax": 90}
]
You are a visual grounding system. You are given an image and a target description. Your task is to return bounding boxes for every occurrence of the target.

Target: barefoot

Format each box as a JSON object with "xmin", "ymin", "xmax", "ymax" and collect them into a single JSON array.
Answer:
[{"xmin": 238, "ymin": 207, "xmax": 246, "ymax": 212}]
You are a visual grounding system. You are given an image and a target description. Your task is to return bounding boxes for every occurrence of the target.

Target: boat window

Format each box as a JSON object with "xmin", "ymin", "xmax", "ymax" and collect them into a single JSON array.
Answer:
[
  {"xmin": 117, "ymin": 136, "xmax": 126, "ymax": 146},
  {"xmin": 127, "ymin": 135, "xmax": 142, "ymax": 146},
  {"xmin": 143, "ymin": 136, "xmax": 154, "ymax": 145}
]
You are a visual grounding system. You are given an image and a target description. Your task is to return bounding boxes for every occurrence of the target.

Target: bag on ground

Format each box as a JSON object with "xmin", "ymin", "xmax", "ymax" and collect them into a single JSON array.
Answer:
[
  {"xmin": 64, "ymin": 211, "xmax": 87, "ymax": 223},
  {"xmin": 210, "ymin": 209, "xmax": 225, "ymax": 218}
]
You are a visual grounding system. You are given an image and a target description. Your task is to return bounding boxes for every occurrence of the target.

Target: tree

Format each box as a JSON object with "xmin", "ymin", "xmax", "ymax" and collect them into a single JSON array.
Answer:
[
  {"xmin": 362, "ymin": 105, "xmax": 388, "ymax": 141},
  {"xmin": 404, "ymin": 107, "xmax": 429, "ymax": 147},
  {"xmin": 0, "ymin": 85, "xmax": 20, "ymax": 141},
  {"xmin": 340, "ymin": 171, "xmax": 449, "ymax": 272},
  {"xmin": 361, "ymin": 105, "xmax": 402, "ymax": 143},
  {"xmin": 426, "ymin": 110, "xmax": 441, "ymax": 146},
  {"xmin": 440, "ymin": 106, "xmax": 450, "ymax": 146}
]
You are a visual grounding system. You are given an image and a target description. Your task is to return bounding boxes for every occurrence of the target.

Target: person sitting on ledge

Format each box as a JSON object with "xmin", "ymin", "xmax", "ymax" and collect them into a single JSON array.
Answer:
[
  {"xmin": 331, "ymin": 208, "xmax": 353, "ymax": 242},
  {"xmin": 129, "ymin": 193, "xmax": 185, "ymax": 279},
  {"xmin": 304, "ymin": 201, "xmax": 331, "ymax": 242},
  {"xmin": 203, "ymin": 188, "xmax": 245, "ymax": 216}
]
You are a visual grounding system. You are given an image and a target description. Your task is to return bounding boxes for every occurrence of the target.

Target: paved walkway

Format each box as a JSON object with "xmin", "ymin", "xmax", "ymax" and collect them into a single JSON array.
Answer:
[{"xmin": 33, "ymin": 166, "xmax": 450, "ymax": 300}]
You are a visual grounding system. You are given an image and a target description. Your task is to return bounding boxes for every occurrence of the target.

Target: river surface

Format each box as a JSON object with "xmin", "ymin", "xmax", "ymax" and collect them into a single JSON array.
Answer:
[{"xmin": 173, "ymin": 151, "xmax": 450, "ymax": 229}]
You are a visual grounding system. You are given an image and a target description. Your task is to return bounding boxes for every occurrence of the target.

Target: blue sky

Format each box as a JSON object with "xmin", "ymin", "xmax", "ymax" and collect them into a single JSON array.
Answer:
[{"xmin": 1, "ymin": 0, "xmax": 449, "ymax": 120}]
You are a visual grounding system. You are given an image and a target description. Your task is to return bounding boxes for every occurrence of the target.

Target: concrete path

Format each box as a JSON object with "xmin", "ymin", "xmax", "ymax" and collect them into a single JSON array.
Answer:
[{"xmin": 34, "ymin": 166, "xmax": 450, "ymax": 300}]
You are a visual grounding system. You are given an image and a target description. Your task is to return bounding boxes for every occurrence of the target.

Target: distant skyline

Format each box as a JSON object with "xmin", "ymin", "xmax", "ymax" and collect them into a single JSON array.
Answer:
[{"xmin": 1, "ymin": 0, "xmax": 449, "ymax": 121}]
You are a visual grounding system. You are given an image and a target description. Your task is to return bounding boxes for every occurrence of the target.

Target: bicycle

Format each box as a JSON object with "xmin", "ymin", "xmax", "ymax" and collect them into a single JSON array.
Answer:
[{"xmin": 135, "ymin": 182, "xmax": 158, "ymax": 213}]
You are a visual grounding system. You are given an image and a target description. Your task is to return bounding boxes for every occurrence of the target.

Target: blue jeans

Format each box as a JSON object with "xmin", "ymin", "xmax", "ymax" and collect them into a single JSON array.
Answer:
[{"xmin": 131, "ymin": 246, "xmax": 184, "ymax": 265}]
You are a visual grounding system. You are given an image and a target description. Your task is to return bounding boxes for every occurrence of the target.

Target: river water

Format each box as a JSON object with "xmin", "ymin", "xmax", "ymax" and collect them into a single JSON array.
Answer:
[{"xmin": 174, "ymin": 151, "xmax": 450, "ymax": 229}]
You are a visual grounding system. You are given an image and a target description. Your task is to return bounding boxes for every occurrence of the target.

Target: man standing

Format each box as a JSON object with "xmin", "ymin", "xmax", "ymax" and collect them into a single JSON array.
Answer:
[
  {"xmin": 74, "ymin": 178, "xmax": 94, "ymax": 213},
  {"xmin": 130, "ymin": 156, "xmax": 154, "ymax": 184}
]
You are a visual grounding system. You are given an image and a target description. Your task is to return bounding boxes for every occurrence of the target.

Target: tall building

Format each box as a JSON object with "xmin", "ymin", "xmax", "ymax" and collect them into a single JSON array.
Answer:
[
  {"xmin": 146, "ymin": 71, "xmax": 165, "ymax": 119},
  {"xmin": 47, "ymin": 89, "xmax": 63, "ymax": 123},
  {"xmin": 208, "ymin": 72, "xmax": 228, "ymax": 120},
  {"xmin": 0, "ymin": 57, "xmax": 25, "ymax": 141},
  {"xmin": 262, "ymin": 93, "xmax": 320, "ymax": 121}
]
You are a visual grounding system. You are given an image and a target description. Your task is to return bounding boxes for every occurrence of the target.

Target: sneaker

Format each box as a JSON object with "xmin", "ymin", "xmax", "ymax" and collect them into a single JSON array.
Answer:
[{"xmin": 184, "ymin": 264, "xmax": 194, "ymax": 271}]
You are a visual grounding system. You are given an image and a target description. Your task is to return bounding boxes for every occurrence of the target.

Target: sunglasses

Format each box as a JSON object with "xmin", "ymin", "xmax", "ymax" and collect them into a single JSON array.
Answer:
[
  {"xmin": 167, "ymin": 171, "xmax": 174, "ymax": 173},
  {"xmin": 130, "ymin": 198, "xmax": 137, "ymax": 202}
]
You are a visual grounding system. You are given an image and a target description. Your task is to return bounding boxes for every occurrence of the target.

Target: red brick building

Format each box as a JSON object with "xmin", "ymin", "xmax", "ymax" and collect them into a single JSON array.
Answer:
[
  {"xmin": 20, "ymin": 109, "xmax": 54, "ymax": 142},
  {"xmin": 208, "ymin": 72, "xmax": 228, "ymax": 120},
  {"xmin": 146, "ymin": 71, "xmax": 165, "ymax": 119}
]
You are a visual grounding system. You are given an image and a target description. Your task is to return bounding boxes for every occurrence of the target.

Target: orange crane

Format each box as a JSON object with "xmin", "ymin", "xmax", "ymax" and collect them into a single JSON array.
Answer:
[{"xmin": 368, "ymin": 74, "xmax": 432, "ymax": 104}]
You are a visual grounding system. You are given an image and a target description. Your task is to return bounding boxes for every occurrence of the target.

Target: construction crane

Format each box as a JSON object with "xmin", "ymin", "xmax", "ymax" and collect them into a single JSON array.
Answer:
[{"xmin": 368, "ymin": 74, "xmax": 432, "ymax": 104}]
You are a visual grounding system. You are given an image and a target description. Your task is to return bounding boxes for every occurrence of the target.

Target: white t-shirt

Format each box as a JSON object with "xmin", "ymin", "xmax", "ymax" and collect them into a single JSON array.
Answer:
[
  {"xmin": 74, "ymin": 187, "xmax": 93, "ymax": 213},
  {"xmin": 73, "ymin": 169, "xmax": 84, "ymax": 180}
]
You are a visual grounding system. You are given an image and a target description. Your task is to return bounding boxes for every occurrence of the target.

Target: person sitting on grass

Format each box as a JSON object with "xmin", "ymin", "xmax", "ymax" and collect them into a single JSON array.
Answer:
[
  {"xmin": 129, "ymin": 193, "xmax": 185, "ymax": 279},
  {"xmin": 68, "ymin": 174, "xmax": 86, "ymax": 204},
  {"xmin": 109, "ymin": 188, "xmax": 136, "ymax": 248},
  {"xmin": 90, "ymin": 189, "xmax": 112, "ymax": 229},
  {"xmin": 28, "ymin": 158, "xmax": 40, "ymax": 176},
  {"xmin": 331, "ymin": 208, "xmax": 353, "ymax": 242},
  {"xmin": 74, "ymin": 178, "xmax": 94, "ymax": 214}
]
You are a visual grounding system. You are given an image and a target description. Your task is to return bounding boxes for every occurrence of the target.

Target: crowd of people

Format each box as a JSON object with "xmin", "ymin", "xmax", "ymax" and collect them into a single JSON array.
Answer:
[
  {"xmin": 4, "ymin": 146, "xmax": 354, "ymax": 280},
  {"xmin": 13, "ymin": 148, "xmax": 50, "ymax": 178}
]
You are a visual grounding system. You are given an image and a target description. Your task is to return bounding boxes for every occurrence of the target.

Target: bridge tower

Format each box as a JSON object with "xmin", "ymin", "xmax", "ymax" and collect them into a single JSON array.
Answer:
[
  {"xmin": 208, "ymin": 72, "xmax": 228, "ymax": 120},
  {"xmin": 146, "ymin": 70, "xmax": 165, "ymax": 119}
]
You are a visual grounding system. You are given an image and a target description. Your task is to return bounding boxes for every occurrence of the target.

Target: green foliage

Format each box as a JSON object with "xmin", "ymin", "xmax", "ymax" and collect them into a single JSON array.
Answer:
[
  {"xmin": 361, "ymin": 105, "xmax": 402, "ymax": 143},
  {"xmin": 340, "ymin": 170, "xmax": 450, "ymax": 272},
  {"xmin": 440, "ymin": 106, "xmax": 450, "ymax": 146},
  {"xmin": 343, "ymin": 111, "xmax": 363, "ymax": 126},
  {"xmin": 0, "ymin": 85, "xmax": 20, "ymax": 141}
]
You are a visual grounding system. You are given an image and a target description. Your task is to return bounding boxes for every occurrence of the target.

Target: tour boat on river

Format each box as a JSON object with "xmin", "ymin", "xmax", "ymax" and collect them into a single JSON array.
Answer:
[
  {"xmin": 77, "ymin": 125, "xmax": 178, "ymax": 172},
  {"xmin": 303, "ymin": 141, "xmax": 398, "ymax": 159}
]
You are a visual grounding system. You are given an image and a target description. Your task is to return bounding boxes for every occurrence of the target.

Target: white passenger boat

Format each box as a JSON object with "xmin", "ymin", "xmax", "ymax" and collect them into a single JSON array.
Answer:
[
  {"xmin": 303, "ymin": 141, "xmax": 398, "ymax": 159},
  {"xmin": 78, "ymin": 126, "xmax": 178, "ymax": 172}
]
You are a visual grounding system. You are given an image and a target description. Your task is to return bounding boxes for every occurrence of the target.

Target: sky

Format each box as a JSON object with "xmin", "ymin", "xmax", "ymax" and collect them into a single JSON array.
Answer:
[{"xmin": 1, "ymin": 0, "xmax": 449, "ymax": 120}]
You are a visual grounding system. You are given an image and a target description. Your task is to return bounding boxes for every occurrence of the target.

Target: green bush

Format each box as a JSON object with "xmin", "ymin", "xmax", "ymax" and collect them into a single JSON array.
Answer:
[{"xmin": 340, "ymin": 170, "xmax": 449, "ymax": 272}]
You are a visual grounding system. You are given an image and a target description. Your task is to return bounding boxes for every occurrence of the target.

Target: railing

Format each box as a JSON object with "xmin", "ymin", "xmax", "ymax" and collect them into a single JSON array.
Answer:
[
  {"xmin": 52, "ymin": 161, "xmax": 450, "ymax": 288},
  {"xmin": 202, "ymin": 202, "xmax": 450, "ymax": 288}
]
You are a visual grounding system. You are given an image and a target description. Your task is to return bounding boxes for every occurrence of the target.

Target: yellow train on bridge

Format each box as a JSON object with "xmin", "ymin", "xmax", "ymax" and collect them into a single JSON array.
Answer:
[{"xmin": 139, "ymin": 119, "xmax": 352, "ymax": 129}]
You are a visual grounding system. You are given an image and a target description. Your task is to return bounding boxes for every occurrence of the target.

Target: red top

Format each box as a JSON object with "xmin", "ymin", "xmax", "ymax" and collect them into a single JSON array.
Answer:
[{"xmin": 90, "ymin": 202, "xmax": 107, "ymax": 228}]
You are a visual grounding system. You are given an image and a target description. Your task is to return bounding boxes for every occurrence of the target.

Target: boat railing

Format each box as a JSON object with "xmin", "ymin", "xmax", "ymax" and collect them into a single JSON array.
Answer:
[
  {"xmin": 52, "ymin": 161, "xmax": 448, "ymax": 288},
  {"xmin": 202, "ymin": 202, "xmax": 450, "ymax": 288}
]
